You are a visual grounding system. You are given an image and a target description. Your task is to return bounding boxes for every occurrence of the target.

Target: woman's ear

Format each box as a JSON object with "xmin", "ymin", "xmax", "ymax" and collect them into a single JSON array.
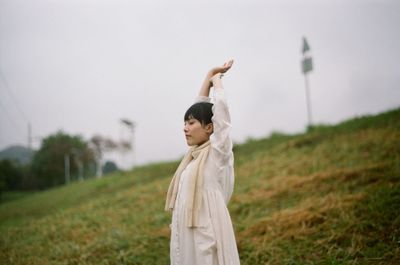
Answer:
[{"xmin": 205, "ymin": 123, "xmax": 214, "ymax": 134}]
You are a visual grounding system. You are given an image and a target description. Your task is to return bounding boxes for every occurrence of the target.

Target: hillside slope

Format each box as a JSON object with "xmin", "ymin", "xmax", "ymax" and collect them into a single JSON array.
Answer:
[
  {"xmin": 0, "ymin": 145, "xmax": 34, "ymax": 165},
  {"xmin": 1, "ymin": 107, "xmax": 399, "ymax": 265}
]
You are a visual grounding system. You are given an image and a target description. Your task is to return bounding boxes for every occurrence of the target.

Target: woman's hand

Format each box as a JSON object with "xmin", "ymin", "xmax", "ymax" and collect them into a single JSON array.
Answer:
[
  {"xmin": 209, "ymin": 60, "xmax": 234, "ymax": 87},
  {"xmin": 208, "ymin": 59, "xmax": 234, "ymax": 76},
  {"xmin": 199, "ymin": 59, "xmax": 234, "ymax": 97}
]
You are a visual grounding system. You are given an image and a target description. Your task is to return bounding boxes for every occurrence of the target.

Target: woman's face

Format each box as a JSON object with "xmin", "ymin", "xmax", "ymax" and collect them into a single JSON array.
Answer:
[{"xmin": 183, "ymin": 118, "xmax": 213, "ymax": 146}]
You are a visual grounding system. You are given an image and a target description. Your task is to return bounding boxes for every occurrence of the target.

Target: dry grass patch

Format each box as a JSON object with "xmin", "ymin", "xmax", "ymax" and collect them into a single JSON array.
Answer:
[{"xmin": 241, "ymin": 192, "xmax": 365, "ymax": 241}]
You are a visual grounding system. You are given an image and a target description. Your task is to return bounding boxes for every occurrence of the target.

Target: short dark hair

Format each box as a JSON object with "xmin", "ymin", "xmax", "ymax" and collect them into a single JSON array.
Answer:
[{"xmin": 184, "ymin": 102, "xmax": 214, "ymax": 125}]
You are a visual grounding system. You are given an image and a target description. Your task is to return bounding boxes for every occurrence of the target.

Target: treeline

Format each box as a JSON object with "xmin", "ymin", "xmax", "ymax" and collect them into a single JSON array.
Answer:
[{"xmin": 0, "ymin": 131, "xmax": 126, "ymax": 200}]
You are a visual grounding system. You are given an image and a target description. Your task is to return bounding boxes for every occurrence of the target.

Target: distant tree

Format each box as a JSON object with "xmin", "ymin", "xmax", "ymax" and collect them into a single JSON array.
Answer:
[
  {"xmin": 0, "ymin": 159, "xmax": 22, "ymax": 189},
  {"xmin": 31, "ymin": 131, "xmax": 95, "ymax": 189},
  {"xmin": 19, "ymin": 163, "xmax": 38, "ymax": 191},
  {"xmin": 90, "ymin": 135, "xmax": 118, "ymax": 178},
  {"xmin": 0, "ymin": 159, "xmax": 23, "ymax": 201},
  {"xmin": 102, "ymin": 160, "xmax": 118, "ymax": 175},
  {"xmin": 0, "ymin": 175, "xmax": 4, "ymax": 202}
]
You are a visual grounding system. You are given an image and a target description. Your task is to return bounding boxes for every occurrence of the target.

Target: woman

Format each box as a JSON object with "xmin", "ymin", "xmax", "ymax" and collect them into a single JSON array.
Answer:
[{"xmin": 165, "ymin": 60, "xmax": 240, "ymax": 265}]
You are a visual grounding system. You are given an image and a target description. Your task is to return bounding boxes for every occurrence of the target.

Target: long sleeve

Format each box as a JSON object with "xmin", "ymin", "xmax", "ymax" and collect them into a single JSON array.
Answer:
[
  {"xmin": 210, "ymin": 87, "xmax": 233, "ymax": 166},
  {"xmin": 194, "ymin": 95, "xmax": 211, "ymax": 103},
  {"xmin": 209, "ymin": 87, "xmax": 234, "ymax": 204}
]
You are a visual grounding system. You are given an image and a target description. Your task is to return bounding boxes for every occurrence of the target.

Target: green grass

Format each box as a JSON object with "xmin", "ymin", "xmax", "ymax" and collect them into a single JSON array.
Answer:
[
  {"xmin": 0, "ymin": 191, "xmax": 36, "ymax": 204},
  {"xmin": 1, "ymin": 107, "xmax": 400, "ymax": 265}
]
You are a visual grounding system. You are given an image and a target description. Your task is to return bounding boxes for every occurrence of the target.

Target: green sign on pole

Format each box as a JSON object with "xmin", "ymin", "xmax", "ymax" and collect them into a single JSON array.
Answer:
[
  {"xmin": 301, "ymin": 37, "xmax": 313, "ymax": 74},
  {"xmin": 302, "ymin": 57, "xmax": 313, "ymax": 74},
  {"xmin": 301, "ymin": 36, "xmax": 313, "ymax": 127},
  {"xmin": 302, "ymin": 37, "xmax": 311, "ymax": 54}
]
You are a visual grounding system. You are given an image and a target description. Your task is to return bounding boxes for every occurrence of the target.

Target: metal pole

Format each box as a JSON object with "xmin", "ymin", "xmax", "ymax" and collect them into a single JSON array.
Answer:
[
  {"xmin": 78, "ymin": 160, "xmax": 84, "ymax": 181},
  {"xmin": 96, "ymin": 158, "xmax": 102, "ymax": 178},
  {"xmin": 304, "ymin": 73, "xmax": 313, "ymax": 127}
]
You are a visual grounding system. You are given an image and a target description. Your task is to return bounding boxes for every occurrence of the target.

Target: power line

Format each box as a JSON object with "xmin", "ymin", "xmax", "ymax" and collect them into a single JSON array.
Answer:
[
  {"xmin": 0, "ymin": 68, "xmax": 33, "ymax": 149},
  {"xmin": 0, "ymin": 69, "xmax": 30, "ymax": 123},
  {"xmin": 0, "ymin": 128, "xmax": 25, "ymax": 144},
  {"xmin": 0, "ymin": 98, "xmax": 26, "ymax": 138}
]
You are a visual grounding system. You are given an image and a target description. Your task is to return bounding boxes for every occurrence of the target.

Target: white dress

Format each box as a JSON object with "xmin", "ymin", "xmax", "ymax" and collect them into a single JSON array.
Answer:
[{"xmin": 170, "ymin": 87, "xmax": 241, "ymax": 265}]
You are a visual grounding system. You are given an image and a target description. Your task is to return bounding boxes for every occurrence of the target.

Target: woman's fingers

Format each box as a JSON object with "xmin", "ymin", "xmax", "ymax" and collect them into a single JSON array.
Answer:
[
  {"xmin": 223, "ymin": 60, "xmax": 234, "ymax": 70},
  {"xmin": 221, "ymin": 60, "xmax": 233, "ymax": 73},
  {"xmin": 210, "ymin": 60, "xmax": 234, "ymax": 75}
]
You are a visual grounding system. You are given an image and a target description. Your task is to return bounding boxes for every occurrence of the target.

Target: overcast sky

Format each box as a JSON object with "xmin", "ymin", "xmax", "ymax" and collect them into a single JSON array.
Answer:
[{"xmin": 1, "ymin": 0, "xmax": 399, "ymax": 167}]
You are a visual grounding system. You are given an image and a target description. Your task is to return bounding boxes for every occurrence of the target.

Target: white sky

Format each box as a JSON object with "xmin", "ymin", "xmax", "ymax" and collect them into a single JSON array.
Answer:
[{"xmin": 1, "ymin": 0, "xmax": 399, "ymax": 167}]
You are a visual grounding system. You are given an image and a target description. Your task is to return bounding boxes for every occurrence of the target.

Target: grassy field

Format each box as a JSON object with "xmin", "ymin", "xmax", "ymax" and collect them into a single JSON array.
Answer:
[{"xmin": 1, "ymin": 107, "xmax": 399, "ymax": 265}]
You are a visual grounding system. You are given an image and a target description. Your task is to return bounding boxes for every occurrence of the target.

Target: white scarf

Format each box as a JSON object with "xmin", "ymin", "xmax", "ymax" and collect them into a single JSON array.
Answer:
[{"xmin": 165, "ymin": 140, "xmax": 211, "ymax": 227}]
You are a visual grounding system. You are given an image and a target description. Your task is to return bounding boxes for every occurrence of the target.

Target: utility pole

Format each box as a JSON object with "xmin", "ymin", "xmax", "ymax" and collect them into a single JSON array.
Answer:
[
  {"xmin": 301, "ymin": 36, "xmax": 314, "ymax": 127},
  {"xmin": 71, "ymin": 148, "xmax": 84, "ymax": 181}
]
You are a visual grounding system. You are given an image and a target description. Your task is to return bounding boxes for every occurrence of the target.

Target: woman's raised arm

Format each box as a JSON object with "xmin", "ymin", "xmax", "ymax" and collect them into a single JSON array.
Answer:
[{"xmin": 198, "ymin": 60, "xmax": 234, "ymax": 97}]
